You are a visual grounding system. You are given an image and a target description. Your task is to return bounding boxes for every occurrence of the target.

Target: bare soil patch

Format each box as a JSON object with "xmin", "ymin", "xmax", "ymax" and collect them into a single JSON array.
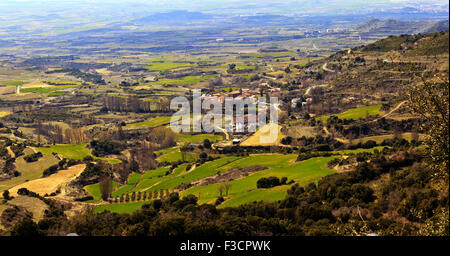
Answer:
[
  {"xmin": 190, "ymin": 165, "xmax": 268, "ymax": 187},
  {"xmin": 9, "ymin": 164, "xmax": 86, "ymax": 197}
]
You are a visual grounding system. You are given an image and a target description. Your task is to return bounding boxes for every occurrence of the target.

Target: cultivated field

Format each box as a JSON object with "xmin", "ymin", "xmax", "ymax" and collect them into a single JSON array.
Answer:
[
  {"xmin": 181, "ymin": 155, "xmax": 336, "ymax": 207},
  {"xmin": 38, "ymin": 144, "xmax": 91, "ymax": 160},
  {"xmin": 9, "ymin": 164, "xmax": 86, "ymax": 197},
  {"xmin": 0, "ymin": 149, "xmax": 60, "ymax": 192},
  {"xmin": 318, "ymin": 104, "xmax": 383, "ymax": 122},
  {"xmin": 240, "ymin": 123, "xmax": 284, "ymax": 146}
]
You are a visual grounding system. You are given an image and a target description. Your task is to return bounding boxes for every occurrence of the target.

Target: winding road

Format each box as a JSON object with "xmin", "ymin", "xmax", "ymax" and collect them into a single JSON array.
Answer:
[{"xmin": 322, "ymin": 63, "xmax": 335, "ymax": 72}]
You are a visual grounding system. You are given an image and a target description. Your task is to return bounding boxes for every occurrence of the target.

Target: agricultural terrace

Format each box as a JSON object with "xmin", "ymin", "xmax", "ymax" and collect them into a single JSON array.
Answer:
[
  {"xmin": 125, "ymin": 116, "xmax": 172, "ymax": 129},
  {"xmin": 181, "ymin": 155, "xmax": 336, "ymax": 207},
  {"xmin": 93, "ymin": 201, "xmax": 153, "ymax": 214},
  {"xmin": 176, "ymin": 133, "xmax": 222, "ymax": 144}
]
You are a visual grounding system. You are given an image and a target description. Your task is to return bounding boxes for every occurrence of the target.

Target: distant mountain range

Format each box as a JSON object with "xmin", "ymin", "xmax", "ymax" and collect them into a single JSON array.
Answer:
[{"xmin": 356, "ymin": 19, "xmax": 449, "ymax": 35}]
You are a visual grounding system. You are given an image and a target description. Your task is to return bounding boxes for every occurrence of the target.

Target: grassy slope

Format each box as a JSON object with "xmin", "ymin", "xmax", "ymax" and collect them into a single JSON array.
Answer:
[
  {"xmin": 156, "ymin": 147, "xmax": 183, "ymax": 162},
  {"xmin": 38, "ymin": 144, "xmax": 91, "ymax": 160},
  {"xmin": 150, "ymin": 157, "xmax": 241, "ymax": 192},
  {"xmin": 8, "ymin": 196, "xmax": 49, "ymax": 222},
  {"xmin": 318, "ymin": 104, "xmax": 383, "ymax": 122},
  {"xmin": 181, "ymin": 155, "xmax": 337, "ymax": 207},
  {"xmin": 0, "ymin": 150, "xmax": 59, "ymax": 192},
  {"xmin": 93, "ymin": 201, "xmax": 152, "ymax": 214},
  {"xmin": 92, "ymin": 148, "xmax": 385, "ymax": 213},
  {"xmin": 358, "ymin": 132, "xmax": 425, "ymax": 144}
]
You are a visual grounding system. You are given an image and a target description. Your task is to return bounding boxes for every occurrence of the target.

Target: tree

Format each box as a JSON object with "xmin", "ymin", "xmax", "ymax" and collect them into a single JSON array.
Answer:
[
  {"xmin": 224, "ymin": 182, "xmax": 232, "ymax": 196},
  {"xmin": 408, "ymin": 76, "xmax": 449, "ymax": 180},
  {"xmin": 143, "ymin": 192, "xmax": 147, "ymax": 201},
  {"xmin": 2, "ymin": 190, "xmax": 11, "ymax": 200},
  {"xmin": 117, "ymin": 122, "xmax": 125, "ymax": 141},
  {"xmin": 199, "ymin": 152, "xmax": 208, "ymax": 160},
  {"xmin": 218, "ymin": 185, "xmax": 224, "ymax": 197},
  {"xmin": 409, "ymin": 74, "xmax": 449, "ymax": 236},
  {"xmin": 257, "ymin": 176, "xmax": 281, "ymax": 188},
  {"xmin": 99, "ymin": 177, "xmax": 113, "ymax": 201},
  {"xmin": 149, "ymin": 127, "xmax": 176, "ymax": 149},
  {"xmin": 203, "ymin": 139, "xmax": 212, "ymax": 149},
  {"xmin": 11, "ymin": 218, "xmax": 40, "ymax": 236}
]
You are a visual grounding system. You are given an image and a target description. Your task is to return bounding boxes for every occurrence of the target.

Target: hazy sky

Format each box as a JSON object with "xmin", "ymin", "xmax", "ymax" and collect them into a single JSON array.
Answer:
[{"xmin": 0, "ymin": 0, "xmax": 448, "ymax": 18}]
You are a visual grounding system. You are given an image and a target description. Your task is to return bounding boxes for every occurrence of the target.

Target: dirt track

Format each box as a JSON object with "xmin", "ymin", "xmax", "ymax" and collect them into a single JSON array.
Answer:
[{"xmin": 372, "ymin": 100, "xmax": 408, "ymax": 122}]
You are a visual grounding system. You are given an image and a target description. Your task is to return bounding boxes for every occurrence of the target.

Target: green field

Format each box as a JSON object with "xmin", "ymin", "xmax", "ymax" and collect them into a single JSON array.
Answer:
[
  {"xmin": 145, "ymin": 75, "xmax": 217, "ymax": 86},
  {"xmin": 176, "ymin": 133, "xmax": 222, "ymax": 144},
  {"xmin": 1, "ymin": 80, "xmax": 24, "ymax": 86},
  {"xmin": 358, "ymin": 133, "xmax": 424, "ymax": 144},
  {"xmin": 38, "ymin": 144, "xmax": 91, "ymax": 160},
  {"xmin": 112, "ymin": 185, "xmax": 134, "ymax": 197},
  {"xmin": 86, "ymin": 151, "xmax": 380, "ymax": 212},
  {"xmin": 318, "ymin": 104, "xmax": 383, "ymax": 122},
  {"xmin": 96, "ymin": 158, "xmax": 122, "ymax": 164},
  {"xmin": 125, "ymin": 116, "xmax": 172, "ymax": 129},
  {"xmin": 333, "ymin": 146, "xmax": 388, "ymax": 155},
  {"xmin": 21, "ymin": 84, "xmax": 79, "ymax": 94},
  {"xmin": 136, "ymin": 164, "xmax": 190, "ymax": 193},
  {"xmin": 156, "ymin": 147, "xmax": 200, "ymax": 163},
  {"xmin": 110, "ymin": 165, "xmax": 186, "ymax": 197},
  {"xmin": 132, "ymin": 167, "xmax": 171, "ymax": 192},
  {"xmin": 127, "ymin": 157, "xmax": 240, "ymax": 194},
  {"xmin": 48, "ymin": 92, "xmax": 66, "ymax": 96},
  {"xmin": 156, "ymin": 147, "xmax": 183, "ymax": 162},
  {"xmin": 181, "ymin": 155, "xmax": 337, "ymax": 207},
  {"xmin": 88, "ymin": 153, "xmax": 345, "ymax": 213},
  {"xmin": 84, "ymin": 181, "xmax": 121, "ymax": 203},
  {"xmin": 93, "ymin": 201, "xmax": 152, "ymax": 214},
  {"xmin": 144, "ymin": 62, "xmax": 194, "ymax": 71}
]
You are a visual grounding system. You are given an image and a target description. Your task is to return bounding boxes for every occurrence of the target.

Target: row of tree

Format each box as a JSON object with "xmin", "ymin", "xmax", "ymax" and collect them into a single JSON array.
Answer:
[{"xmin": 102, "ymin": 95, "xmax": 170, "ymax": 113}]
